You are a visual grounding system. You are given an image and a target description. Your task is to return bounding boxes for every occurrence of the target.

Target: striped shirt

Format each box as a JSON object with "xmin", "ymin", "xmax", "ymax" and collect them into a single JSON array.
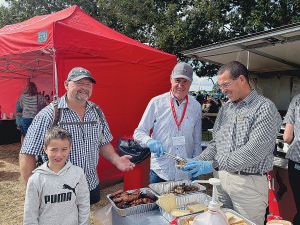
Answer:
[
  {"xmin": 19, "ymin": 93, "xmax": 47, "ymax": 118},
  {"xmin": 283, "ymin": 94, "xmax": 300, "ymax": 163},
  {"xmin": 195, "ymin": 90, "xmax": 282, "ymax": 174},
  {"xmin": 20, "ymin": 94, "xmax": 113, "ymax": 190},
  {"xmin": 133, "ymin": 92, "xmax": 202, "ymax": 181}
]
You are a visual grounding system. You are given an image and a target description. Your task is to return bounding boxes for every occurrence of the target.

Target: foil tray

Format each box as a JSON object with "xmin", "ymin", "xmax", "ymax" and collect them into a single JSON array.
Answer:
[
  {"xmin": 177, "ymin": 208, "xmax": 256, "ymax": 225},
  {"xmin": 149, "ymin": 179, "xmax": 206, "ymax": 196},
  {"xmin": 107, "ymin": 187, "xmax": 158, "ymax": 217},
  {"xmin": 157, "ymin": 192, "xmax": 220, "ymax": 222}
]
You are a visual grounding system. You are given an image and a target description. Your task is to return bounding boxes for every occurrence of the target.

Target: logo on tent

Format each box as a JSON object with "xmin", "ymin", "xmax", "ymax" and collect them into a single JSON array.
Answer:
[{"xmin": 38, "ymin": 30, "xmax": 48, "ymax": 43}]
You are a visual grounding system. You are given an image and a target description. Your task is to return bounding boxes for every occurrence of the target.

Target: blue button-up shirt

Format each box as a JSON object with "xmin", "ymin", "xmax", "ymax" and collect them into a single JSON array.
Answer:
[
  {"xmin": 20, "ymin": 95, "xmax": 113, "ymax": 190},
  {"xmin": 133, "ymin": 92, "xmax": 202, "ymax": 181}
]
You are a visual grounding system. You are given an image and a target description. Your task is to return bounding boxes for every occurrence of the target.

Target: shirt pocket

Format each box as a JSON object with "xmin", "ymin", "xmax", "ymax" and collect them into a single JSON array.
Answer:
[
  {"xmin": 183, "ymin": 116, "xmax": 196, "ymax": 130},
  {"xmin": 235, "ymin": 117, "xmax": 251, "ymax": 146}
]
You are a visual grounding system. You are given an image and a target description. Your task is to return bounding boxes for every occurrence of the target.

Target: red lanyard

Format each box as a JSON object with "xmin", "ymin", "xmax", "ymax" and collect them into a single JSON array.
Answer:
[{"xmin": 170, "ymin": 90, "xmax": 188, "ymax": 130}]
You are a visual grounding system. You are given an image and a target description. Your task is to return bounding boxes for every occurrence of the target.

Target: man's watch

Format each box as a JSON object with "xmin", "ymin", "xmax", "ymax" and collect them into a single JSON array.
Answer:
[{"xmin": 211, "ymin": 160, "xmax": 219, "ymax": 171}]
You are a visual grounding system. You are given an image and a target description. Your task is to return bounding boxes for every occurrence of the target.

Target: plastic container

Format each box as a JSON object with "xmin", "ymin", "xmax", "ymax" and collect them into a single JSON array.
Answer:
[{"xmin": 192, "ymin": 178, "xmax": 228, "ymax": 225}]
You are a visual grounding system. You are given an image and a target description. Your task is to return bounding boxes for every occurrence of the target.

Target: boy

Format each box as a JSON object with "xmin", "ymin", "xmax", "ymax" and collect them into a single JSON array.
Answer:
[{"xmin": 23, "ymin": 127, "xmax": 90, "ymax": 225}]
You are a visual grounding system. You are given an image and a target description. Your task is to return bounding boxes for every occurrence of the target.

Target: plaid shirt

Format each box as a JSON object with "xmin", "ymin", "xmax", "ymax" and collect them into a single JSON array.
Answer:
[
  {"xmin": 20, "ymin": 94, "xmax": 113, "ymax": 190},
  {"xmin": 283, "ymin": 94, "xmax": 300, "ymax": 163},
  {"xmin": 195, "ymin": 90, "xmax": 282, "ymax": 174}
]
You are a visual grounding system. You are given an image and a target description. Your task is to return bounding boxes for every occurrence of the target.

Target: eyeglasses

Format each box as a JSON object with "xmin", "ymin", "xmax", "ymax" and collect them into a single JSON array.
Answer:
[{"xmin": 218, "ymin": 79, "xmax": 237, "ymax": 90}]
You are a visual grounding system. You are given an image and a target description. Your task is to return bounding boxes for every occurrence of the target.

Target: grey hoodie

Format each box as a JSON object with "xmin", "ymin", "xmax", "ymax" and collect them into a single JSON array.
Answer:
[{"xmin": 23, "ymin": 161, "xmax": 90, "ymax": 225}]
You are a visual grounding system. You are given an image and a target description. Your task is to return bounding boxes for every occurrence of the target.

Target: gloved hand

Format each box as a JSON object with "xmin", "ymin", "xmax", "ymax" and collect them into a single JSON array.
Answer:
[
  {"xmin": 147, "ymin": 139, "xmax": 165, "ymax": 157},
  {"xmin": 185, "ymin": 160, "xmax": 214, "ymax": 177},
  {"xmin": 177, "ymin": 158, "xmax": 196, "ymax": 171}
]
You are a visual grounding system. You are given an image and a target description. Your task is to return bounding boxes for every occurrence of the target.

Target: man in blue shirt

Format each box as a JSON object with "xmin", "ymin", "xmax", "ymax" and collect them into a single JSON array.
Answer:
[
  {"xmin": 20, "ymin": 67, "xmax": 135, "ymax": 204},
  {"xmin": 133, "ymin": 63, "xmax": 202, "ymax": 183}
]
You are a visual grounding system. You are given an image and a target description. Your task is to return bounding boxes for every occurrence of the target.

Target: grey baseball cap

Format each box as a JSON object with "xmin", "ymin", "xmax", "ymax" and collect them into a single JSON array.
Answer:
[
  {"xmin": 171, "ymin": 63, "xmax": 193, "ymax": 82},
  {"xmin": 67, "ymin": 67, "xmax": 96, "ymax": 84}
]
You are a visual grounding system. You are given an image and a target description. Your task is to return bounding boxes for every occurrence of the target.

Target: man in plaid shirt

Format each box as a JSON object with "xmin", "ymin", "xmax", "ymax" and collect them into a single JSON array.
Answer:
[
  {"xmin": 182, "ymin": 61, "xmax": 282, "ymax": 225},
  {"xmin": 20, "ymin": 67, "xmax": 135, "ymax": 204}
]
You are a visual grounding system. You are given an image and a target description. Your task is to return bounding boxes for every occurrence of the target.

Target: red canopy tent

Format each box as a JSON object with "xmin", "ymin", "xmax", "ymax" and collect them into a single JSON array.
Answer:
[{"xmin": 0, "ymin": 5, "xmax": 177, "ymax": 188}]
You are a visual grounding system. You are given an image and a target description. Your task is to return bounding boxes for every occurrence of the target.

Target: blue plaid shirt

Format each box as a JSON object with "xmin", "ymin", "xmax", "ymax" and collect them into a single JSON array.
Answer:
[
  {"xmin": 20, "ymin": 95, "xmax": 113, "ymax": 190},
  {"xmin": 195, "ymin": 90, "xmax": 282, "ymax": 174}
]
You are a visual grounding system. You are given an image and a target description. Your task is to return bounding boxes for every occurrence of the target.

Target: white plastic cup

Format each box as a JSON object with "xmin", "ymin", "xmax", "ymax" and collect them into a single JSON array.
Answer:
[
  {"xmin": 2, "ymin": 113, "xmax": 7, "ymax": 120},
  {"xmin": 9, "ymin": 112, "xmax": 14, "ymax": 119}
]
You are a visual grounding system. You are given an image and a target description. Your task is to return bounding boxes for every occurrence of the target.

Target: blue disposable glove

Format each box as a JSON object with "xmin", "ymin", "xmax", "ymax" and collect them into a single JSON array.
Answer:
[
  {"xmin": 185, "ymin": 160, "xmax": 214, "ymax": 177},
  {"xmin": 146, "ymin": 139, "xmax": 165, "ymax": 157}
]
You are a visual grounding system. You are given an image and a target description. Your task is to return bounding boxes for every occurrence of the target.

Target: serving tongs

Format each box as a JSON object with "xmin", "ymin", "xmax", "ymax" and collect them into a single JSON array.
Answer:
[{"xmin": 163, "ymin": 152, "xmax": 188, "ymax": 163}]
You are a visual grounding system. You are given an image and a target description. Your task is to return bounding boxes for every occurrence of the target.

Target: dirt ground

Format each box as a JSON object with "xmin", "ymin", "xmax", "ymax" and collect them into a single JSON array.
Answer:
[
  {"xmin": 0, "ymin": 142, "xmax": 123, "ymax": 225},
  {"xmin": 0, "ymin": 142, "xmax": 212, "ymax": 225}
]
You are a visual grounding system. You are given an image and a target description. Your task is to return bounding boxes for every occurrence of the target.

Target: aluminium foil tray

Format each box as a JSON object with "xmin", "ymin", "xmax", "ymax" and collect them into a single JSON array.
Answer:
[
  {"xmin": 177, "ymin": 208, "xmax": 256, "ymax": 225},
  {"xmin": 107, "ymin": 187, "xmax": 158, "ymax": 217},
  {"xmin": 149, "ymin": 179, "xmax": 206, "ymax": 196}
]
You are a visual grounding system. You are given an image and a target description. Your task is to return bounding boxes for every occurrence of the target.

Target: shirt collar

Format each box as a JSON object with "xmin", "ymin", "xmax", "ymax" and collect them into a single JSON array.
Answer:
[
  {"xmin": 170, "ymin": 91, "xmax": 187, "ymax": 105},
  {"xmin": 229, "ymin": 89, "xmax": 257, "ymax": 106},
  {"xmin": 58, "ymin": 93, "xmax": 93, "ymax": 110}
]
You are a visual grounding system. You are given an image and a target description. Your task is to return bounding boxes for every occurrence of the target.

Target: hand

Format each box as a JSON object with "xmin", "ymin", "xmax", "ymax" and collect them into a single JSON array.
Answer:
[
  {"xmin": 185, "ymin": 160, "xmax": 214, "ymax": 177},
  {"xmin": 146, "ymin": 139, "xmax": 165, "ymax": 157},
  {"xmin": 177, "ymin": 158, "xmax": 196, "ymax": 171},
  {"xmin": 115, "ymin": 155, "xmax": 135, "ymax": 171}
]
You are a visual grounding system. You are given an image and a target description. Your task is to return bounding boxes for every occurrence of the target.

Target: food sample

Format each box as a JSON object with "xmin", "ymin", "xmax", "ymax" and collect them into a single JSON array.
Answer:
[
  {"xmin": 187, "ymin": 203, "xmax": 207, "ymax": 212},
  {"xmin": 170, "ymin": 183, "xmax": 200, "ymax": 195},
  {"xmin": 224, "ymin": 211, "xmax": 247, "ymax": 224},
  {"xmin": 180, "ymin": 216, "xmax": 195, "ymax": 225},
  {"xmin": 158, "ymin": 193, "xmax": 177, "ymax": 213},
  {"xmin": 170, "ymin": 209, "xmax": 191, "ymax": 216},
  {"xmin": 175, "ymin": 161, "xmax": 186, "ymax": 167},
  {"xmin": 109, "ymin": 189, "xmax": 157, "ymax": 209}
]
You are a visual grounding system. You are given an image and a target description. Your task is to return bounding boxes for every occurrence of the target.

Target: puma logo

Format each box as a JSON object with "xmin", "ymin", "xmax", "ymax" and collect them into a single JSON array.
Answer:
[{"xmin": 63, "ymin": 182, "xmax": 79, "ymax": 196}]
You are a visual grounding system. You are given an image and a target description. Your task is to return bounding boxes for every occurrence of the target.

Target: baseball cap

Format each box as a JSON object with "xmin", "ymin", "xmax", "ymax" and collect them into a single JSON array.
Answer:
[
  {"xmin": 171, "ymin": 63, "xmax": 193, "ymax": 82},
  {"xmin": 67, "ymin": 67, "xmax": 96, "ymax": 84}
]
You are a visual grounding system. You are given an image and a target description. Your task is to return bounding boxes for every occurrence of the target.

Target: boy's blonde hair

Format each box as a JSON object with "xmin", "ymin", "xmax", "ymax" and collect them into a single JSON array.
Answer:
[{"xmin": 44, "ymin": 126, "xmax": 71, "ymax": 148}]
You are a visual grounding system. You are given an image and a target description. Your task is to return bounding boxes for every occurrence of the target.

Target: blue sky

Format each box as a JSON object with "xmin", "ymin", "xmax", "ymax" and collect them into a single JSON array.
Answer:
[
  {"xmin": 0, "ymin": 0, "xmax": 7, "ymax": 6},
  {"xmin": 190, "ymin": 74, "xmax": 218, "ymax": 92}
]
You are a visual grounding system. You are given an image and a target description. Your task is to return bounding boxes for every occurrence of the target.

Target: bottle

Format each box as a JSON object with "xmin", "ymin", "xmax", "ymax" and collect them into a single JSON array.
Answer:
[{"xmin": 192, "ymin": 178, "xmax": 228, "ymax": 225}]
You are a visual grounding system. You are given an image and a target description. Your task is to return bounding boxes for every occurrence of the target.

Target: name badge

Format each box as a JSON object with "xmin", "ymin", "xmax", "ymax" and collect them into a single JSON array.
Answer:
[
  {"xmin": 237, "ymin": 117, "xmax": 244, "ymax": 121},
  {"xmin": 172, "ymin": 136, "xmax": 185, "ymax": 146}
]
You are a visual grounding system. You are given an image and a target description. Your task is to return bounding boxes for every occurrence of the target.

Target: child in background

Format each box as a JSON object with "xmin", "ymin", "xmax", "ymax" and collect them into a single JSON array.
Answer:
[{"xmin": 23, "ymin": 126, "xmax": 90, "ymax": 225}]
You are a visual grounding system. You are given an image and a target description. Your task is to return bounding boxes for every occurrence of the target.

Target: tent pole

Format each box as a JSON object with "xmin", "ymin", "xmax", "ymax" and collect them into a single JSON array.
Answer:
[
  {"xmin": 53, "ymin": 48, "xmax": 59, "ymax": 101},
  {"xmin": 247, "ymin": 51, "xmax": 250, "ymax": 69}
]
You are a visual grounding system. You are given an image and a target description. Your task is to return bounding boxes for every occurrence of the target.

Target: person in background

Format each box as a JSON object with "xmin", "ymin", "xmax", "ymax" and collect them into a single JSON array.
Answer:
[
  {"xmin": 15, "ymin": 98, "xmax": 25, "ymax": 145},
  {"xmin": 19, "ymin": 82, "xmax": 49, "ymax": 135},
  {"xmin": 283, "ymin": 94, "xmax": 300, "ymax": 225},
  {"xmin": 20, "ymin": 67, "xmax": 135, "ymax": 204},
  {"xmin": 196, "ymin": 91, "xmax": 205, "ymax": 106},
  {"xmin": 181, "ymin": 61, "xmax": 282, "ymax": 225},
  {"xmin": 133, "ymin": 62, "xmax": 202, "ymax": 183},
  {"xmin": 23, "ymin": 126, "xmax": 90, "ymax": 225}
]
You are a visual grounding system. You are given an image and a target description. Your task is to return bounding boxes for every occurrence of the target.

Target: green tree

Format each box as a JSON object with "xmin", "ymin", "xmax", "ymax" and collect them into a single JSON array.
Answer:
[{"xmin": 2, "ymin": 0, "xmax": 300, "ymax": 78}]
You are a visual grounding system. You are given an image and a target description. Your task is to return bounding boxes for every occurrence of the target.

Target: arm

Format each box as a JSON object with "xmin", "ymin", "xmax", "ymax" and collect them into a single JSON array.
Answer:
[
  {"xmin": 76, "ymin": 170, "xmax": 90, "ymax": 225},
  {"xmin": 19, "ymin": 153, "xmax": 36, "ymax": 186},
  {"xmin": 192, "ymin": 104, "xmax": 202, "ymax": 158},
  {"xmin": 283, "ymin": 123, "xmax": 294, "ymax": 145},
  {"xmin": 23, "ymin": 178, "xmax": 39, "ymax": 225},
  {"xmin": 133, "ymin": 99, "xmax": 156, "ymax": 148},
  {"xmin": 99, "ymin": 143, "xmax": 135, "ymax": 171}
]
